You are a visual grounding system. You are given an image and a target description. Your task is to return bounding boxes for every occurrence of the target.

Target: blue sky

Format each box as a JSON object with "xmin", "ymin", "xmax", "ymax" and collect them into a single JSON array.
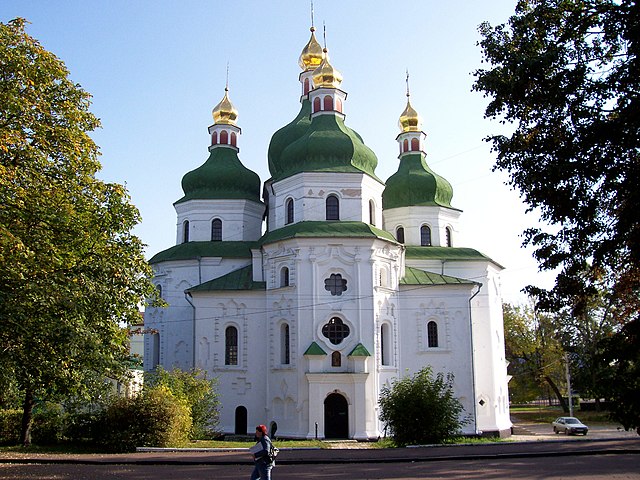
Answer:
[{"xmin": 2, "ymin": 1, "xmax": 556, "ymax": 303}]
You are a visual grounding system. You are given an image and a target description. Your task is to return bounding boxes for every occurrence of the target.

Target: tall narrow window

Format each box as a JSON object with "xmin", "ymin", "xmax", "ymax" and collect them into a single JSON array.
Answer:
[
  {"xmin": 225, "ymin": 326, "xmax": 238, "ymax": 365},
  {"xmin": 280, "ymin": 267, "xmax": 290, "ymax": 287},
  {"xmin": 427, "ymin": 321, "xmax": 438, "ymax": 348},
  {"xmin": 411, "ymin": 137, "xmax": 420, "ymax": 151},
  {"xmin": 220, "ymin": 130, "xmax": 228, "ymax": 144},
  {"xmin": 286, "ymin": 198, "xmax": 294, "ymax": 224},
  {"xmin": 403, "ymin": 139, "xmax": 409, "ymax": 153},
  {"xmin": 323, "ymin": 95, "xmax": 333, "ymax": 111},
  {"xmin": 369, "ymin": 200, "xmax": 375, "ymax": 226},
  {"xmin": 212, "ymin": 131, "xmax": 218, "ymax": 145},
  {"xmin": 445, "ymin": 227, "xmax": 452, "ymax": 247},
  {"xmin": 152, "ymin": 333, "xmax": 160, "ymax": 368},
  {"xmin": 304, "ymin": 77, "xmax": 310, "ymax": 95},
  {"xmin": 183, "ymin": 220, "xmax": 190, "ymax": 243},
  {"xmin": 396, "ymin": 226, "xmax": 405, "ymax": 243},
  {"xmin": 381, "ymin": 324, "xmax": 392, "ymax": 366},
  {"xmin": 313, "ymin": 96, "xmax": 321, "ymax": 113},
  {"xmin": 326, "ymin": 195, "xmax": 339, "ymax": 220},
  {"xmin": 281, "ymin": 323, "xmax": 290, "ymax": 365},
  {"xmin": 211, "ymin": 219, "xmax": 222, "ymax": 241},
  {"xmin": 336, "ymin": 97, "xmax": 343, "ymax": 113},
  {"xmin": 230, "ymin": 131, "xmax": 237, "ymax": 147},
  {"xmin": 420, "ymin": 225, "xmax": 432, "ymax": 246}
]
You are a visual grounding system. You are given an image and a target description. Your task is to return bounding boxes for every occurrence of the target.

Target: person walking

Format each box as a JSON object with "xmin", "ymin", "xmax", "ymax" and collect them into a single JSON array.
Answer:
[{"xmin": 250, "ymin": 424, "xmax": 274, "ymax": 480}]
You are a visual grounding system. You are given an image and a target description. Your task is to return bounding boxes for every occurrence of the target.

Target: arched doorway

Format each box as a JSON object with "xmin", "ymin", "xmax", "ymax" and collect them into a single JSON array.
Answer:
[
  {"xmin": 235, "ymin": 406, "xmax": 247, "ymax": 435},
  {"xmin": 324, "ymin": 393, "xmax": 348, "ymax": 439}
]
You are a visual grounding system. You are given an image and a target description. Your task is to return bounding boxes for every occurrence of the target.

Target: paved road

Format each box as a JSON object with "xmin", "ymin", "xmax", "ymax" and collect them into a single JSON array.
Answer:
[{"xmin": 1, "ymin": 438, "xmax": 638, "ymax": 480}]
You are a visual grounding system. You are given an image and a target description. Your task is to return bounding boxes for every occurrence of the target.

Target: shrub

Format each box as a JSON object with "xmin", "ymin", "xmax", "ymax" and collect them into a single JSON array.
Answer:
[
  {"xmin": 0, "ymin": 410, "xmax": 22, "ymax": 445},
  {"xmin": 379, "ymin": 367, "xmax": 468, "ymax": 446},
  {"xmin": 31, "ymin": 402, "xmax": 64, "ymax": 444},
  {"xmin": 97, "ymin": 385, "xmax": 191, "ymax": 452}
]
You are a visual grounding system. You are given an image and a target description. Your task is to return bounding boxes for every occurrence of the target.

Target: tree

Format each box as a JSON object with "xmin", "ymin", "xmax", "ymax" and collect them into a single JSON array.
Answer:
[
  {"xmin": 378, "ymin": 367, "xmax": 468, "ymax": 446},
  {"xmin": 144, "ymin": 367, "xmax": 220, "ymax": 439},
  {"xmin": 0, "ymin": 18, "xmax": 159, "ymax": 445},
  {"xmin": 474, "ymin": 0, "xmax": 640, "ymax": 431},
  {"xmin": 503, "ymin": 302, "xmax": 568, "ymax": 408}
]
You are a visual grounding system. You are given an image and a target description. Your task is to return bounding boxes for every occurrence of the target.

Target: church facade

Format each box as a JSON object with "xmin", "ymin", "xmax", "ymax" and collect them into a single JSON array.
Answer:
[{"xmin": 144, "ymin": 26, "xmax": 512, "ymax": 439}]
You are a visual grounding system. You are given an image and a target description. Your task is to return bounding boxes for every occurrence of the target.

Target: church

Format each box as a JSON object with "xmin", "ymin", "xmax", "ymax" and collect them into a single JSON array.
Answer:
[{"xmin": 143, "ymin": 24, "xmax": 512, "ymax": 439}]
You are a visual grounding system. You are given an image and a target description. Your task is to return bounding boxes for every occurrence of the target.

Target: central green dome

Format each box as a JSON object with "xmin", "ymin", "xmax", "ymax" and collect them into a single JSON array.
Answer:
[
  {"xmin": 382, "ymin": 153, "xmax": 455, "ymax": 209},
  {"xmin": 274, "ymin": 114, "xmax": 380, "ymax": 183},
  {"xmin": 176, "ymin": 147, "xmax": 262, "ymax": 204},
  {"xmin": 268, "ymin": 99, "xmax": 312, "ymax": 179}
]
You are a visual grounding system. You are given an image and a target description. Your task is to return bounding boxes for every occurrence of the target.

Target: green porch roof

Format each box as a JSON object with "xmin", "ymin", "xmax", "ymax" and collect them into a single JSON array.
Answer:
[
  {"xmin": 400, "ymin": 266, "xmax": 476, "ymax": 286},
  {"xmin": 187, "ymin": 265, "xmax": 266, "ymax": 292},
  {"xmin": 348, "ymin": 343, "xmax": 371, "ymax": 357},
  {"xmin": 260, "ymin": 221, "xmax": 397, "ymax": 245},
  {"xmin": 304, "ymin": 342, "xmax": 327, "ymax": 356},
  {"xmin": 149, "ymin": 241, "xmax": 259, "ymax": 264},
  {"xmin": 404, "ymin": 246, "xmax": 503, "ymax": 268}
]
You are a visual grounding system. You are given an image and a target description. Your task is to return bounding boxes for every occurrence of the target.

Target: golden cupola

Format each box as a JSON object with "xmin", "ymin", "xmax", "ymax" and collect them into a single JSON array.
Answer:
[
  {"xmin": 212, "ymin": 87, "xmax": 238, "ymax": 126},
  {"xmin": 398, "ymin": 96, "xmax": 422, "ymax": 132},
  {"xmin": 298, "ymin": 26, "xmax": 324, "ymax": 71},
  {"xmin": 312, "ymin": 48, "xmax": 343, "ymax": 89}
]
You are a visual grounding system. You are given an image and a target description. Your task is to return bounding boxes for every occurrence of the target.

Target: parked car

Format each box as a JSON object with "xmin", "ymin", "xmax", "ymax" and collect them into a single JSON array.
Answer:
[{"xmin": 552, "ymin": 416, "xmax": 589, "ymax": 435}]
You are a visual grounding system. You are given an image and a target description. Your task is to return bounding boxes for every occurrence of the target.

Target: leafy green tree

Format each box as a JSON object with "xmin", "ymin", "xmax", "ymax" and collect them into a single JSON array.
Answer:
[
  {"xmin": 0, "ymin": 18, "xmax": 159, "ymax": 445},
  {"xmin": 144, "ymin": 367, "xmax": 220, "ymax": 439},
  {"xmin": 474, "ymin": 0, "xmax": 640, "ymax": 431},
  {"xmin": 503, "ymin": 303, "xmax": 567, "ymax": 408},
  {"xmin": 378, "ymin": 367, "xmax": 468, "ymax": 446}
]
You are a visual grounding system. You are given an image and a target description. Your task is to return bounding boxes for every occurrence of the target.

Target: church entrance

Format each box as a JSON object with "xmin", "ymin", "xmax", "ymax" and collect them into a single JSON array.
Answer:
[
  {"xmin": 324, "ymin": 393, "xmax": 348, "ymax": 439},
  {"xmin": 235, "ymin": 406, "xmax": 247, "ymax": 435}
]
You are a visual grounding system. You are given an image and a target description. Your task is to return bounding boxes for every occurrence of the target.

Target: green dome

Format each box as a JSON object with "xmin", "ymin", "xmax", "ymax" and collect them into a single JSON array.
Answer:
[
  {"xmin": 275, "ymin": 114, "xmax": 381, "ymax": 183},
  {"xmin": 382, "ymin": 153, "xmax": 455, "ymax": 209},
  {"xmin": 176, "ymin": 147, "xmax": 262, "ymax": 204},
  {"xmin": 267, "ymin": 99, "xmax": 312, "ymax": 179}
]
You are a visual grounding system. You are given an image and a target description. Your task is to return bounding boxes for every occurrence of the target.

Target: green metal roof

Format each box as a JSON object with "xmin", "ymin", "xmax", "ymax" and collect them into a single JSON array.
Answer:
[
  {"xmin": 260, "ymin": 221, "xmax": 397, "ymax": 245},
  {"xmin": 400, "ymin": 266, "xmax": 476, "ymax": 286},
  {"xmin": 176, "ymin": 146, "xmax": 263, "ymax": 204},
  {"xmin": 383, "ymin": 153, "xmax": 458, "ymax": 210},
  {"xmin": 149, "ymin": 241, "xmax": 258, "ymax": 264},
  {"xmin": 268, "ymin": 98, "xmax": 312, "ymax": 179},
  {"xmin": 348, "ymin": 343, "xmax": 371, "ymax": 357},
  {"xmin": 187, "ymin": 265, "xmax": 266, "ymax": 292},
  {"xmin": 274, "ymin": 113, "xmax": 382, "ymax": 184},
  {"xmin": 405, "ymin": 246, "xmax": 503, "ymax": 268},
  {"xmin": 304, "ymin": 342, "xmax": 327, "ymax": 356}
]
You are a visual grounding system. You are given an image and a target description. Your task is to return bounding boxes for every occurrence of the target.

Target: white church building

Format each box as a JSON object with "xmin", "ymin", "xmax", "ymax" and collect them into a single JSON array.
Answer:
[{"xmin": 144, "ymin": 25, "xmax": 512, "ymax": 439}]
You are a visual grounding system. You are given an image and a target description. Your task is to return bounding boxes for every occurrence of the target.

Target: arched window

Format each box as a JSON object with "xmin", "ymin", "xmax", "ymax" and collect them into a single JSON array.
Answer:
[
  {"xmin": 225, "ymin": 326, "xmax": 238, "ymax": 365},
  {"xmin": 212, "ymin": 131, "xmax": 218, "ymax": 145},
  {"xmin": 304, "ymin": 77, "xmax": 310, "ymax": 95},
  {"xmin": 183, "ymin": 220, "xmax": 190, "ymax": 243},
  {"xmin": 421, "ymin": 225, "xmax": 432, "ymax": 246},
  {"xmin": 336, "ymin": 97, "xmax": 343, "ymax": 113},
  {"xmin": 280, "ymin": 267, "xmax": 290, "ymax": 287},
  {"xmin": 230, "ymin": 131, "xmax": 237, "ymax": 147},
  {"xmin": 220, "ymin": 130, "xmax": 228, "ymax": 145},
  {"xmin": 323, "ymin": 95, "xmax": 333, "ymax": 111},
  {"xmin": 427, "ymin": 321, "xmax": 438, "ymax": 348},
  {"xmin": 313, "ymin": 96, "xmax": 321, "ymax": 113},
  {"xmin": 411, "ymin": 137, "xmax": 420, "ymax": 151},
  {"xmin": 326, "ymin": 195, "xmax": 339, "ymax": 220},
  {"xmin": 331, "ymin": 351, "xmax": 341, "ymax": 367},
  {"xmin": 395, "ymin": 226, "xmax": 405, "ymax": 243},
  {"xmin": 152, "ymin": 333, "xmax": 160, "ymax": 368},
  {"xmin": 445, "ymin": 227, "xmax": 452, "ymax": 247},
  {"xmin": 369, "ymin": 200, "xmax": 375, "ymax": 226},
  {"xmin": 156, "ymin": 284, "xmax": 162, "ymax": 299},
  {"xmin": 403, "ymin": 138, "xmax": 409, "ymax": 153},
  {"xmin": 211, "ymin": 218, "xmax": 222, "ymax": 241},
  {"xmin": 381, "ymin": 323, "xmax": 392, "ymax": 366},
  {"xmin": 281, "ymin": 323, "xmax": 290, "ymax": 365},
  {"xmin": 286, "ymin": 198, "xmax": 294, "ymax": 225}
]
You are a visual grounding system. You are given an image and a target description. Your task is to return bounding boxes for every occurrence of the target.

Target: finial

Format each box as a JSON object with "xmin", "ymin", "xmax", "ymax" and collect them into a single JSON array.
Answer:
[
  {"xmin": 406, "ymin": 69, "xmax": 410, "ymax": 98},
  {"xmin": 225, "ymin": 62, "xmax": 230, "ymax": 91},
  {"xmin": 311, "ymin": 0, "xmax": 315, "ymax": 31},
  {"xmin": 323, "ymin": 22, "xmax": 327, "ymax": 50}
]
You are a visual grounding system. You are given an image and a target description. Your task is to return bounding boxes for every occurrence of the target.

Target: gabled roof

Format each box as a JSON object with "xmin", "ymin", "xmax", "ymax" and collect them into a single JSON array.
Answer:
[
  {"xmin": 348, "ymin": 343, "xmax": 371, "ymax": 357},
  {"xmin": 304, "ymin": 342, "xmax": 327, "ymax": 356},
  {"xmin": 149, "ymin": 241, "xmax": 258, "ymax": 264},
  {"xmin": 187, "ymin": 265, "xmax": 265, "ymax": 292},
  {"xmin": 404, "ymin": 246, "xmax": 503, "ymax": 268},
  {"xmin": 260, "ymin": 221, "xmax": 397, "ymax": 245},
  {"xmin": 400, "ymin": 266, "xmax": 476, "ymax": 286}
]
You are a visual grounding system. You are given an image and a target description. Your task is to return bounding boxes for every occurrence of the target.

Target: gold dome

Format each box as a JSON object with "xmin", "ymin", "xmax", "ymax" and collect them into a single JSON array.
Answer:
[
  {"xmin": 298, "ymin": 27, "xmax": 324, "ymax": 71},
  {"xmin": 212, "ymin": 87, "xmax": 238, "ymax": 126},
  {"xmin": 312, "ymin": 49, "xmax": 343, "ymax": 89},
  {"xmin": 398, "ymin": 97, "xmax": 422, "ymax": 132}
]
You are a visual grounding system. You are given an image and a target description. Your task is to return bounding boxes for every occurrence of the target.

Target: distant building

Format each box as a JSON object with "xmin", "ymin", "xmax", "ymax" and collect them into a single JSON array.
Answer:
[{"xmin": 144, "ymin": 24, "xmax": 511, "ymax": 439}]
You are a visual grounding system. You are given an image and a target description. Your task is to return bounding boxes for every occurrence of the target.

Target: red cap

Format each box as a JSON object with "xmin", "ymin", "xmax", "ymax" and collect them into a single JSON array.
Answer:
[{"xmin": 256, "ymin": 424, "xmax": 268, "ymax": 435}]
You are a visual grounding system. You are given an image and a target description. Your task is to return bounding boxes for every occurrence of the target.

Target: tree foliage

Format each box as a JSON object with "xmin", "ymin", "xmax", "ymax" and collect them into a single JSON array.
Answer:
[
  {"xmin": 378, "ymin": 367, "xmax": 468, "ymax": 446},
  {"xmin": 144, "ymin": 367, "xmax": 220, "ymax": 439},
  {"xmin": 474, "ymin": 0, "xmax": 640, "ymax": 431},
  {"xmin": 0, "ymin": 18, "xmax": 159, "ymax": 445}
]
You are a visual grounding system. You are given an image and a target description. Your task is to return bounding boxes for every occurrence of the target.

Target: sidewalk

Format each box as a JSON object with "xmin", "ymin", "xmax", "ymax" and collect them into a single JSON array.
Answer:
[{"xmin": 1, "ymin": 437, "xmax": 638, "ymax": 465}]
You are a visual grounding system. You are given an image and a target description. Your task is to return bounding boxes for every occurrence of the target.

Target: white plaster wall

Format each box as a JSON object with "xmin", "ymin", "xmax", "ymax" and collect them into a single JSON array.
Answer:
[{"xmin": 383, "ymin": 206, "xmax": 461, "ymax": 246}]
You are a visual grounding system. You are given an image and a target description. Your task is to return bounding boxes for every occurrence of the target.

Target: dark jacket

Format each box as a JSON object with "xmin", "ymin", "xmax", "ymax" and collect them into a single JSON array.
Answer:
[{"xmin": 253, "ymin": 434, "xmax": 273, "ymax": 463}]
